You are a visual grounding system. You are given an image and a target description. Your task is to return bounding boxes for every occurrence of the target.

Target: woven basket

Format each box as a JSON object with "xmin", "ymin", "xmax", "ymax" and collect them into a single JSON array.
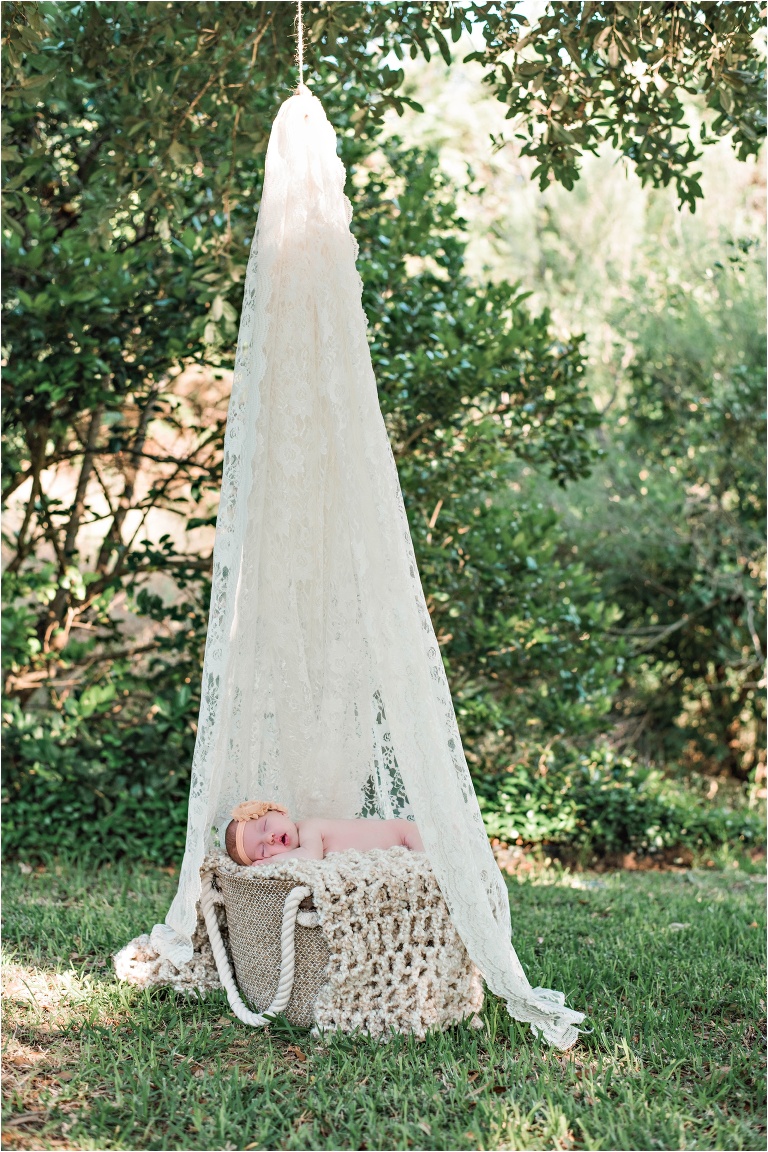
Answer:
[
  {"xmin": 215, "ymin": 872, "xmax": 329, "ymax": 1027},
  {"xmin": 201, "ymin": 848, "xmax": 484, "ymax": 1036}
]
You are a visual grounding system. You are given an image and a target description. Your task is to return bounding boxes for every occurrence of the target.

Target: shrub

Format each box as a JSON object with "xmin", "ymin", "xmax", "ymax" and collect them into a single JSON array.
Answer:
[
  {"xmin": 5, "ymin": 693, "xmax": 763, "ymax": 864},
  {"xmin": 1, "ymin": 691, "xmax": 194, "ymax": 864},
  {"xmin": 476, "ymin": 742, "xmax": 764, "ymax": 858}
]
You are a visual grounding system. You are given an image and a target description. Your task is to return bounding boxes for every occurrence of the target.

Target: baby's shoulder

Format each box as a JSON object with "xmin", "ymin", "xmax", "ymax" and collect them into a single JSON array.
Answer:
[
  {"xmin": 296, "ymin": 816, "xmax": 324, "ymax": 832},
  {"xmin": 296, "ymin": 816, "xmax": 351, "ymax": 842},
  {"xmin": 296, "ymin": 817, "xmax": 326, "ymax": 849}
]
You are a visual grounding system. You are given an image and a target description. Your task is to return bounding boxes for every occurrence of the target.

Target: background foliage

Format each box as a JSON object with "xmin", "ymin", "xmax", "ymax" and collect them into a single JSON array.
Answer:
[{"xmin": 2, "ymin": 1, "xmax": 765, "ymax": 862}]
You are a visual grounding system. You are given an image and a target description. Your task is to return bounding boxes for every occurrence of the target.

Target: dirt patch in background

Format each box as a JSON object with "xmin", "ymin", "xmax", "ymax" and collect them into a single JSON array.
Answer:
[{"xmin": 492, "ymin": 839, "xmax": 767, "ymax": 876}]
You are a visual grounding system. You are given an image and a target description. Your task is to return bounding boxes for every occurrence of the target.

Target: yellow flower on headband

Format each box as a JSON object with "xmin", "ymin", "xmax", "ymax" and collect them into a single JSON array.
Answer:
[{"xmin": 231, "ymin": 800, "xmax": 288, "ymax": 822}]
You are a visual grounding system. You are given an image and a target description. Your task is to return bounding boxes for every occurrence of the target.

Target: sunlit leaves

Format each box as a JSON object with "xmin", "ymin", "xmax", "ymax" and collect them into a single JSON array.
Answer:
[{"xmin": 467, "ymin": 1, "xmax": 765, "ymax": 211}]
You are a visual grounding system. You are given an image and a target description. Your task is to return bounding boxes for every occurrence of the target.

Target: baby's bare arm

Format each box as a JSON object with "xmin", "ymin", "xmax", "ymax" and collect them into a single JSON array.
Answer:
[{"xmin": 251, "ymin": 845, "xmax": 321, "ymax": 865}]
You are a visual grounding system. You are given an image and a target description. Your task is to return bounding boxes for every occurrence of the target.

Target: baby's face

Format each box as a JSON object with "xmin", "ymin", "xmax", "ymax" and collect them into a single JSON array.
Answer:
[{"xmin": 242, "ymin": 811, "xmax": 299, "ymax": 863}]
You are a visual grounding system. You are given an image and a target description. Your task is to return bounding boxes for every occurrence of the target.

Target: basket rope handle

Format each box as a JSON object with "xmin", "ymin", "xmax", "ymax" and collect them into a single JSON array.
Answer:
[{"xmin": 200, "ymin": 876, "xmax": 312, "ymax": 1027}]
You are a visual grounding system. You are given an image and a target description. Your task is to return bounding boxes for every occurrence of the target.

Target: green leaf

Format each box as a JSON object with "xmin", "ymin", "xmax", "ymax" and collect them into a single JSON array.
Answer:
[
  {"xmin": 20, "ymin": 71, "xmax": 55, "ymax": 90},
  {"xmin": 432, "ymin": 27, "xmax": 452, "ymax": 66}
]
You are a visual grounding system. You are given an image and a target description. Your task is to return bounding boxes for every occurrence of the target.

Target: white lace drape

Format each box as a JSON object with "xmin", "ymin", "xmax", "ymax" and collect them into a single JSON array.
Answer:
[{"xmin": 151, "ymin": 87, "xmax": 584, "ymax": 1049}]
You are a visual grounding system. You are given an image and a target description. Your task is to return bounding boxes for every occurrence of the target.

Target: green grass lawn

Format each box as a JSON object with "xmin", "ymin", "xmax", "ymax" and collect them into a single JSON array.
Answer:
[{"xmin": 1, "ymin": 855, "xmax": 765, "ymax": 1152}]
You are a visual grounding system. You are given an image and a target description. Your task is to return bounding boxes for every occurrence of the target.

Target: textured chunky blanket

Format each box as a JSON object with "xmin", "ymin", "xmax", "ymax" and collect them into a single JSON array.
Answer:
[{"xmin": 115, "ymin": 847, "xmax": 483, "ymax": 1038}]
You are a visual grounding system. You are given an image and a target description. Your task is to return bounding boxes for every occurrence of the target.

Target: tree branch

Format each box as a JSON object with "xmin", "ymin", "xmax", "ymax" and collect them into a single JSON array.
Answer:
[
  {"xmin": 5, "ymin": 427, "xmax": 47, "ymax": 575},
  {"xmin": 95, "ymin": 386, "xmax": 160, "ymax": 573}
]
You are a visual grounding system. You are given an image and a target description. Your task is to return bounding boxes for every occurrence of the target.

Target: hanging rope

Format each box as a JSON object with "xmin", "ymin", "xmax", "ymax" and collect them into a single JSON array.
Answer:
[{"xmin": 295, "ymin": 0, "xmax": 305, "ymax": 90}]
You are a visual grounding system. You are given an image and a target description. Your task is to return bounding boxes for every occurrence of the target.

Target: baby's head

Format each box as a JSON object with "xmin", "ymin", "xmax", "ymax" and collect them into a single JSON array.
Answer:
[{"xmin": 224, "ymin": 800, "xmax": 298, "ymax": 866}]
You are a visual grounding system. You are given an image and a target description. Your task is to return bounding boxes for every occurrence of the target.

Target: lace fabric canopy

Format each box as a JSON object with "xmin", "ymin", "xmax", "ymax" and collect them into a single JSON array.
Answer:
[{"xmin": 151, "ymin": 87, "xmax": 584, "ymax": 1050}]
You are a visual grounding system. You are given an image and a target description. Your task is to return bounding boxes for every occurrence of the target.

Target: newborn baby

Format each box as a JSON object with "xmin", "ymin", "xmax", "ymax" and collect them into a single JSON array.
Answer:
[{"xmin": 225, "ymin": 800, "xmax": 424, "ymax": 866}]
